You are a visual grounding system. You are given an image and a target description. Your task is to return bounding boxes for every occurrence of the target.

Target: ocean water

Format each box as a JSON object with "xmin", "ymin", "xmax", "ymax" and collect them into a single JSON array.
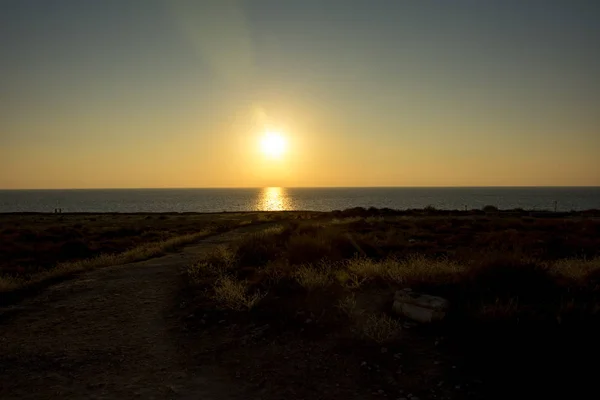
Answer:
[{"xmin": 0, "ymin": 187, "xmax": 598, "ymax": 213}]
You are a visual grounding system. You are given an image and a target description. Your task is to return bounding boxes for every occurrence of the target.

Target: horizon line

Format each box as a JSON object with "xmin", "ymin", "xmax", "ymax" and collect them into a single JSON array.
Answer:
[{"xmin": 1, "ymin": 185, "xmax": 599, "ymax": 191}]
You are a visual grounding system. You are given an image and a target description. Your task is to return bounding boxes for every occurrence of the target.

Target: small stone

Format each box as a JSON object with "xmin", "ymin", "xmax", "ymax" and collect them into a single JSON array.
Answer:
[
  {"xmin": 381, "ymin": 347, "xmax": 388, "ymax": 354},
  {"xmin": 393, "ymin": 353, "xmax": 402, "ymax": 359},
  {"xmin": 452, "ymin": 365, "xmax": 456, "ymax": 369},
  {"xmin": 455, "ymin": 385, "xmax": 461, "ymax": 390},
  {"xmin": 434, "ymin": 340, "xmax": 439, "ymax": 346},
  {"xmin": 378, "ymin": 389, "xmax": 385, "ymax": 394},
  {"xmin": 305, "ymin": 318, "xmax": 312, "ymax": 324},
  {"xmin": 218, "ymin": 320, "xmax": 226, "ymax": 324},
  {"xmin": 433, "ymin": 361, "xmax": 441, "ymax": 365},
  {"xmin": 361, "ymin": 361, "xmax": 367, "ymax": 367}
]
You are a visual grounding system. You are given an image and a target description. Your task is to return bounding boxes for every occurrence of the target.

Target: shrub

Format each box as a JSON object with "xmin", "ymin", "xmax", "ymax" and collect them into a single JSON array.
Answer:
[
  {"xmin": 345, "ymin": 257, "xmax": 384, "ymax": 280},
  {"xmin": 337, "ymin": 294, "xmax": 360, "ymax": 317},
  {"xmin": 293, "ymin": 264, "xmax": 332, "ymax": 290},
  {"xmin": 286, "ymin": 234, "xmax": 332, "ymax": 265},
  {"xmin": 358, "ymin": 313, "xmax": 402, "ymax": 343},
  {"xmin": 212, "ymin": 276, "xmax": 265, "ymax": 310},
  {"xmin": 234, "ymin": 229, "xmax": 282, "ymax": 267}
]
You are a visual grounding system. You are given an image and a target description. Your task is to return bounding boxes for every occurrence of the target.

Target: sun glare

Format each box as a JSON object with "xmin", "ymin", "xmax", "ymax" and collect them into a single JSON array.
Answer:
[{"xmin": 260, "ymin": 131, "xmax": 286, "ymax": 158}]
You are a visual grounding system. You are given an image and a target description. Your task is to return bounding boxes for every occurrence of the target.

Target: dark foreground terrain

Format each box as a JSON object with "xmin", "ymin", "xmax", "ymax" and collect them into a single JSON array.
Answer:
[{"xmin": 1, "ymin": 209, "xmax": 600, "ymax": 399}]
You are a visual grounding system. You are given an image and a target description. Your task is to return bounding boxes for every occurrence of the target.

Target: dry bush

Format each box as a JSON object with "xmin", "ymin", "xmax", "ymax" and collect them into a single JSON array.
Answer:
[
  {"xmin": 286, "ymin": 234, "xmax": 333, "ymax": 265},
  {"xmin": 337, "ymin": 294, "xmax": 360, "ymax": 317},
  {"xmin": 338, "ymin": 294, "xmax": 401, "ymax": 343},
  {"xmin": 187, "ymin": 245, "xmax": 238, "ymax": 284},
  {"xmin": 334, "ymin": 269, "xmax": 367, "ymax": 289},
  {"xmin": 212, "ymin": 276, "xmax": 265, "ymax": 310},
  {"xmin": 346, "ymin": 257, "xmax": 385, "ymax": 280},
  {"xmin": 358, "ymin": 313, "xmax": 402, "ymax": 343},
  {"xmin": 293, "ymin": 264, "xmax": 332, "ymax": 290},
  {"xmin": 263, "ymin": 262, "xmax": 287, "ymax": 284},
  {"xmin": 234, "ymin": 227, "xmax": 284, "ymax": 267},
  {"xmin": 187, "ymin": 261, "xmax": 221, "ymax": 284},
  {"xmin": 206, "ymin": 245, "xmax": 237, "ymax": 269}
]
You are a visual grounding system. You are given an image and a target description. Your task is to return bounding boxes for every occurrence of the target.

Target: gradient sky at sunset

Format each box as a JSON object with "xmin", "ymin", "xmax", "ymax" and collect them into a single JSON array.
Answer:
[{"xmin": 1, "ymin": 0, "xmax": 599, "ymax": 189}]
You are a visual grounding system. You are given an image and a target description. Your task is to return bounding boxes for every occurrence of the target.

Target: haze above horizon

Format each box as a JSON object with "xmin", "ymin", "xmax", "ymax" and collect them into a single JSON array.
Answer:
[{"xmin": 1, "ymin": 1, "xmax": 599, "ymax": 189}]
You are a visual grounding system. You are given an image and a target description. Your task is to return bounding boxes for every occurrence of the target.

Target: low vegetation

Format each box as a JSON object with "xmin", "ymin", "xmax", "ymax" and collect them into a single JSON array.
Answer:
[
  {"xmin": 3, "ymin": 209, "xmax": 600, "ymax": 397},
  {"xmin": 182, "ymin": 210, "xmax": 600, "ymax": 398},
  {"xmin": 0, "ymin": 230, "xmax": 214, "ymax": 295}
]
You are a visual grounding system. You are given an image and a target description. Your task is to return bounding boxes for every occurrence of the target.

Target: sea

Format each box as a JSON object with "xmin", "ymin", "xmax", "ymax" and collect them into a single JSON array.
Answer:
[{"xmin": 0, "ymin": 187, "xmax": 599, "ymax": 213}]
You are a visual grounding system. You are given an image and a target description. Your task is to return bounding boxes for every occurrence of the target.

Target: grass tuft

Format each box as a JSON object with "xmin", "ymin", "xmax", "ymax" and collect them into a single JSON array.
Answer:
[
  {"xmin": 337, "ymin": 294, "xmax": 360, "ymax": 317},
  {"xmin": 358, "ymin": 313, "xmax": 402, "ymax": 343},
  {"xmin": 212, "ymin": 276, "xmax": 265, "ymax": 310},
  {"xmin": 293, "ymin": 264, "xmax": 332, "ymax": 290}
]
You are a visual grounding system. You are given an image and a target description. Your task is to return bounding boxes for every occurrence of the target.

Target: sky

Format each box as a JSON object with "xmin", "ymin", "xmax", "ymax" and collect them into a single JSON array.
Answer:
[{"xmin": 1, "ymin": 0, "xmax": 599, "ymax": 189}]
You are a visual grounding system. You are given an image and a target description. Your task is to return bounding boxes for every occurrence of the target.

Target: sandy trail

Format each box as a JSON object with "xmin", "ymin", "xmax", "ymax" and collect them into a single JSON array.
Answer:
[{"xmin": 0, "ymin": 226, "xmax": 263, "ymax": 400}]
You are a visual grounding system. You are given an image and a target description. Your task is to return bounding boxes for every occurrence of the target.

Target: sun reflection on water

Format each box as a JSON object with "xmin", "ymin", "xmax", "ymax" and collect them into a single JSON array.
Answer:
[{"xmin": 258, "ymin": 187, "xmax": 291, "ymax": 211}]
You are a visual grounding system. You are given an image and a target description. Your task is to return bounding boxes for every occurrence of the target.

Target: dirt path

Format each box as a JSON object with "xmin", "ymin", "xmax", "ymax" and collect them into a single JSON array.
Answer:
[{"xmin": 0, "ymin": 226, "xmax": 265, "ymax": 400}]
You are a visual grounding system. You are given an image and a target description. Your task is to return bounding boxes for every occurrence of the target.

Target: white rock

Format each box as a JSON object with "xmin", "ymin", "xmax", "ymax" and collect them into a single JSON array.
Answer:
[{"xmin": 392, "ymin": 290, "xmax": 449, "ymax": 323}]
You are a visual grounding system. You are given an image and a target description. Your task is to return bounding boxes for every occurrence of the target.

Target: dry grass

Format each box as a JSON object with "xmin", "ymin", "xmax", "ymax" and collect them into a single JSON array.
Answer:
[
  {"xmin": 187, "ymin": 261, "xmax": 218, "ymax": 284},
  {"xmin": 338, "ymin": 294, "xmax": 402, "ymax": 343},
  {"xmin": 187, "ymin": 246, "xmax": 238, "ymax": 284},
  {"xmin": 340, "ymin": 255, "xmax": 465, "ymax": 286},
  {"xmin": 212, "ymin": 276, "xmax": 265, "ymax": 310},
  {"xmin": 548, "ymin": 257, "xmax": 600, "ymax": 280},
  {"xmin": 337, "ymin": 294, "xmax": 360, "ymax": 317},
  {"xmin": 207, "ymin": 245, "xmax": 238, "ymax": 269},
  {"xmin": 334, "ymin": 269, "xmax": 367, "ymax": 289},
  {"xmin": 479, "ymin": 297, "xmax": 521, "ymax": 319},
  {"xmin": 358, "ymin": 313, "xmax": 402, "ymax": 343},
  {"xmin": 1, "ymin": 229, "xmax": 212, "ymax": 293},
  {"xmin": 345, "ymin": 257, "xmax": 385, "ymax": 280},
  {"xmin": 293, "ymin": 264, "xmax": 332, "ymax": 290},
  {"xmin": 384, "ymin": 254, "xmax": 466, "ymax": 284}
]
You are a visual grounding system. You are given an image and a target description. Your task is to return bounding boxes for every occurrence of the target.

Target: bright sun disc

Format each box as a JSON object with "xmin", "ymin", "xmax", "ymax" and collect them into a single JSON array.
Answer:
[{"xmin": 260, "ymin": 132, "xmax": 286, "ymax": 158}]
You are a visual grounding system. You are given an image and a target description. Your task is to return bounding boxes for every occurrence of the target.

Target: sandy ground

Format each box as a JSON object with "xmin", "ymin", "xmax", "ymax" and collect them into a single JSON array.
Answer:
[{"xmin": 0, "ymin": 226, "xmax": 264, "ymax": 400}]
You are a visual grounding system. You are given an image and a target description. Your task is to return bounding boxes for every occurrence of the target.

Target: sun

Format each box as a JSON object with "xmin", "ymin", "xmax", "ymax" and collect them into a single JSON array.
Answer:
[{"xmin": 260, "ymin": 131, "xmax": 286, "ymax": 158}]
